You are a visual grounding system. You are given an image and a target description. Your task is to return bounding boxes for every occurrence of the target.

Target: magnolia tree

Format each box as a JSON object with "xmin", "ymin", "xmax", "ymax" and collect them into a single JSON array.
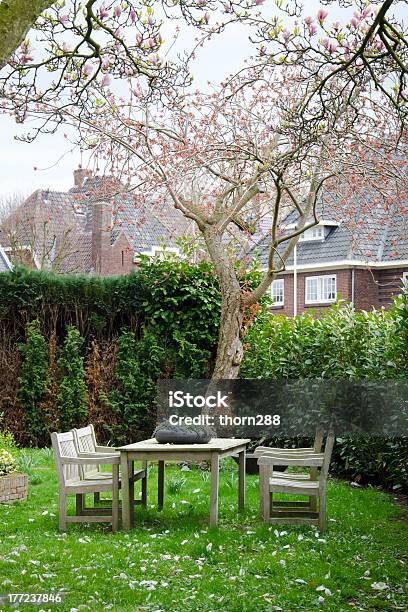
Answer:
[
  {"xmin": 0, "ymin": 1, "xmax": 407, "ymax": 378},
  {"xmin": 34, "ymin": 63, "xmax": 403, "ymax": 378}
]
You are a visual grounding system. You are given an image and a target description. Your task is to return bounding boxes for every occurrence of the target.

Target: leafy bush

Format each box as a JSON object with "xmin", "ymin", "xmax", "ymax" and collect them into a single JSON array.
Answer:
[
  {"xmin": 241, "ymin": 292, "xmax": 408, "ymax": 491},
  {"xmin": 0, "ymin": 449, "xmax": 17, "ymax": 477},
  {"xmin": 17, "ymin": 320, "xmax": 49, "ymax": 446},
  {"xmin": 0, "ymin": 413, "xmax": 17, "ymax": 451},
  {"xmin": 57, "ymin": 326, "xmax": 88, "ymax": 430}
]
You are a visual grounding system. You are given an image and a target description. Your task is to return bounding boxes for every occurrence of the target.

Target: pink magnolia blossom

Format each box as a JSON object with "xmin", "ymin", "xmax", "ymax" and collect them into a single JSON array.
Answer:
[
  {"xmin": 148, "ymin": 14, "xmax": 154, "ymax": 26},
  {"xmin": 317, "ymin": 8, "xmax": 328, "ymax": 23},
  {"xmin": 59, "ymin": 14, "xmax": 69, "ymax": 23},
  {"xmin": 204, "ymin": 12, "xmax": 210, "ymax": 24},
  {"xmin": 99, "ymin": 4, "xmax": 109, "ymax": 20},
  {"xmin": 350, "ymin": 16, "xmax": 359, "ymax": 29},
  {"xmin": 322, "ymin": 37, "xmax": 338, "ymax": 54},
  {"xmin": 114, "ymin": 5, "xmax": 122, "ymax": 18},
  {"xmin": 308, "ymin": 23, "xmax": 317, "ymax": 36},
  {"xmin": 130, "ymin": 9, "xmax": 137, "ymax": 23},
  {"xmin": 136, "ymin": 33, "xmax": 143, "ymax": 46},
  {"xmin": 82, "ymin": 62, "xmax": 93, "ymax": 77},
  {"xmin": 101, "ymin": 74, "xmax": 111, "ymax": 86},
  {"xmin": 255, "ymin": 0, "xmax": 265, "ymax": 5},
  {"xmin": 305, "ymin": 16, "xmax": 313, "ymax": 26},
  {"xmin": 101, "ymin": 56, "xmax": 111, "ymax": 70}
]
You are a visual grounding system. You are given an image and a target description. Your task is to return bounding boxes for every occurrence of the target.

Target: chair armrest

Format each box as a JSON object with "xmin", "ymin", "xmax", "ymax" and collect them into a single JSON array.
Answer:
[
  {"xmin": 257, "ymin": 453, "xmax": 324, "ymax": 467},
  {"xmin": 95, "ymin": 445, "xmax": 118, "ymax": 454},
  {"xmin": 61, "ymin": 455, "xmax": 120, "ymax": 465}
]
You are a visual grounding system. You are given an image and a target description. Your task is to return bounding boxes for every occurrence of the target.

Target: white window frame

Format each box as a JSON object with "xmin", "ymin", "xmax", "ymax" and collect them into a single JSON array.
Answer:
[
  {"xmin": 305, "ymin": 275, "xmax": 337, "ymax": 304},
  {"xmin": 271, "ymin": 278, "xmax": 284, "ymax": 306},
  {"xmin": 299, "ymin": 226, "xmax": 325, "ymax": 242},
  {"xmin": 402, "ymin": 272, "xmax": 408, "ymax": 288}
]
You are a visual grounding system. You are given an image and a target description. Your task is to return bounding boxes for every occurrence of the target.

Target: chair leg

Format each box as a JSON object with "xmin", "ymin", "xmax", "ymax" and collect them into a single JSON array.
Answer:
[
  {"xmin": 76, "ymin": 494, "xmax": 84, "ymax": 516},
  {"xmin": 141, "ymin": 461, "xmax": 148, "ymax": 508},
  {"xmin": 309, "ymin": 467, "xmax": 317, "ymax": 511},
  {"xmin": 318, "ymin": 494, "xmax": 326, "ymax": 532},
  {"xmin": 112, "ymin": 464, "xmax": 119, "ymax": 533},
  {"xmin": 59, "ymin": 492, "xmax": 67, "ymax": 531},
  {"xmin": 259, "ymin": 465, "xmax": 270, "ymax": 522},
  {"xmin": 94, "ymin": 492, "xmax": 101, "ymax": 504}
]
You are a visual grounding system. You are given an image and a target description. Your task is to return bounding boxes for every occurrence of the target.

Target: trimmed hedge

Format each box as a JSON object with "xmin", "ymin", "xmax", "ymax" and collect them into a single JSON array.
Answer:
[
  {"xmin": 241, "ymin": 294, "xmax": 408, "ymax": 491},
  {"xmin": 0, "ymin": 261, "xmax": 221, "ymax": 445}
]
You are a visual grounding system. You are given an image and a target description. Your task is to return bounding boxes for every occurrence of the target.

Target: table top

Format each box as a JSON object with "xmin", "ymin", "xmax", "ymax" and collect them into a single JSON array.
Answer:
[{"xmin": 116, "ymin": 438, "xmax": 251, "ymax": 453}]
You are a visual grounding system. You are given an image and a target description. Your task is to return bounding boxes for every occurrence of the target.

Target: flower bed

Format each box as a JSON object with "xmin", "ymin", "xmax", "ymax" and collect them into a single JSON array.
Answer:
[{"xmin": 0, "ymin": 448, "xmax": 28, "ymax": 503}]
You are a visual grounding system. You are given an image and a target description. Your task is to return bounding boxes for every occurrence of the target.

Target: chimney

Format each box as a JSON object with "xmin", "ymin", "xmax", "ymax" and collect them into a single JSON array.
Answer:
[
  {"xmin": 74, "ymin": 167, "xmax": 92, "ymax": 188},
  {"xmin": 92, "ymin": 200, "xmax": 112, "ymax": 275}
]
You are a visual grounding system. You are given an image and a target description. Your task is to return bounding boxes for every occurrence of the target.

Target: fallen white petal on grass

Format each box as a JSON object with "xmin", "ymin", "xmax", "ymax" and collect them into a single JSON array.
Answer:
[
  {"xmin": 206, "ymin": 543, "xmax": 213, "ymax": 552},
  {"xmin": 295, "ymin": 579, "xmax": 307, "ymax": 585},
  {"xmin": 371, "ymin": 582, "xmax": 389, "ymax": 591}
]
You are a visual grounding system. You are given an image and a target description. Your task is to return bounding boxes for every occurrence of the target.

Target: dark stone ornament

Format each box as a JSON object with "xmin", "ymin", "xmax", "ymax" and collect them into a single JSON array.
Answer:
[{"xmin": 153, "ymin": 421, "xmax": 215, "ymax": 444}]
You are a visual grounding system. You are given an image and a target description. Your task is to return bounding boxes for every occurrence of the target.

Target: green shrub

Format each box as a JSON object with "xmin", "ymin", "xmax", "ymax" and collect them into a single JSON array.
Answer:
[
  {"xmin": 57, "ymin": 326, "xmax": 88, "ymax": 430},
  {"xmin": 17, "ymin": 320, "xmax": 49, "ymax": 446},
  {"xmin": 241, "ymin": 293, "xmax": 408, "ymax": 491},
  {"xmin": 0, "ymin": 449, "xmax": 17, "ymax": 476}
]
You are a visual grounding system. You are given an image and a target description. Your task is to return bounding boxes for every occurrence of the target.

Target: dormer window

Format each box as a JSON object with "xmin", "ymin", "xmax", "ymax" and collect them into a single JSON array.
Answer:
[{"xmin": 299, "ymin": 226, "xmax": 325, "ymax": 242}]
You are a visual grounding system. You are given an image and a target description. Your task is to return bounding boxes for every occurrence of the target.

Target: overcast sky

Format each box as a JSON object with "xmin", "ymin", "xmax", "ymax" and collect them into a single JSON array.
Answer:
[{"xmin": 0, "ymin": 1, "xmax": 405, "ymax": 200}]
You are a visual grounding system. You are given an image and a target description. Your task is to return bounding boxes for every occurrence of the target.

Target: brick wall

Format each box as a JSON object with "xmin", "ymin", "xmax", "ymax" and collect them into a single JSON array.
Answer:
[{"xmin": 353, "ymin": 269, "xmax": 379, "ymax": 311}]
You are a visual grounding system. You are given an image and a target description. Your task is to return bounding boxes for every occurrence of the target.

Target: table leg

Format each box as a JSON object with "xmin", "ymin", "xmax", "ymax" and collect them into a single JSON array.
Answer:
[
  {"xmin": 158, "ymin": 460, "xmax": 165, "ymax": 510},
  {"xmin": 238, "ymin": 449, "xmax": 246, "ymax": 511},
  {"xmin": 210, "ymin": 453, "xmax": 219, "ymax": 528},
  {"xmin": 121, "ymin": 452, "xmax": 131, "ymax": 530}
]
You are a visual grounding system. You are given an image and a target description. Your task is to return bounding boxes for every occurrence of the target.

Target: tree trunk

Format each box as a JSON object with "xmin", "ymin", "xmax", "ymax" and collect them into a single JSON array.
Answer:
[
  {"xmin": 203, "ymin": 227, "xmax": 244, "ymax": 380},
  {"xmin": 0, "ymin": 0, "xmax": 53, "ymax": 69},
  {"xmin": 212, "ymin": 283, "xmax": 244, "ymax": 379}
]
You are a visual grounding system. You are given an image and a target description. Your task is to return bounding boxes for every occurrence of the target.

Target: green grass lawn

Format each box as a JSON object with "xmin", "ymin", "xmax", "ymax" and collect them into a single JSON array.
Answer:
[{"xmin": 0, "ymin": 449, "xmax": 407, "ymax": 611}]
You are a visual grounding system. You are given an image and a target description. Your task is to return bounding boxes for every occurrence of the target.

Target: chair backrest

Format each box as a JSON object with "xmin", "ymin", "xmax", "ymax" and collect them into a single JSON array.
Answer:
[
  {"xmin": 72, "ymin": 425, "xmax": 100, "ymax": 478},
  {"xmin": 51, "ymin": 431, "xmax": 80, "ymax": 486},
  {"xmin": 320, "ymin": 431, "xmax": 335, "ymax": 482}
]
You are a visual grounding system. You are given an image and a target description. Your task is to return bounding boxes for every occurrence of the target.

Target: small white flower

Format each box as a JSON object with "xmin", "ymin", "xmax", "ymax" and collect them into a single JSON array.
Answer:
[{"xmin": 206, "ymin": 542, "xmax": 212, "ymax": 552}]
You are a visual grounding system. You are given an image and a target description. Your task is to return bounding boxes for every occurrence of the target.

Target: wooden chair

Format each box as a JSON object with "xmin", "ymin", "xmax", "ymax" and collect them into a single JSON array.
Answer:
[
  {"xmin": 72, "ymin": 425, "xmax": 148, "ymax": 509},
  {"xmin": 51, "ymin": 431, "xmax": 120, "ymax": 532},
  {"xmin": 258, "ymin": 432, "xmax": 335, "ymax": 531},
  {"xmin": 253, "ymin": 428, "xmax": 324, "ymax": 511}
]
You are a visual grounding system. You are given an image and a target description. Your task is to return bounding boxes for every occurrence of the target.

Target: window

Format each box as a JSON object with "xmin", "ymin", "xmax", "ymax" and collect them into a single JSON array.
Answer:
[
  {"xmin": 403, "ymin": 272, "xmax": 408, "ymax": 288},
  {"xmin": 299, "ymin": 226, "xmax": 324, "ymax": 242},
  {"xmin": 271, "ymin": 278, "xmax": 284, "ymax": 305},
  {"xmin": 305, "ymin": 275, "xmax": 337, "ymax": 304}
]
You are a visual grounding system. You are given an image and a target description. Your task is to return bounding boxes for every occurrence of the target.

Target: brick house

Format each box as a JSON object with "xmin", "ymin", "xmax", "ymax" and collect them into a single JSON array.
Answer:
[
  {"xmin": 0, "ymin": 169, "xmax": 190, "ymax": 275},
  {"xmin": 253, "ymin": 210, "xmax": 408, "ymax": 316}
]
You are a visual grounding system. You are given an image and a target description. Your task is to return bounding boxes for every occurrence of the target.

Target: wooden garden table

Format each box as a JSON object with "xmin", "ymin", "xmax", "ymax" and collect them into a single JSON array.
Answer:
[{"xmin": 116, "ymin": 438, "xmax": 250, "ymax": 529}]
